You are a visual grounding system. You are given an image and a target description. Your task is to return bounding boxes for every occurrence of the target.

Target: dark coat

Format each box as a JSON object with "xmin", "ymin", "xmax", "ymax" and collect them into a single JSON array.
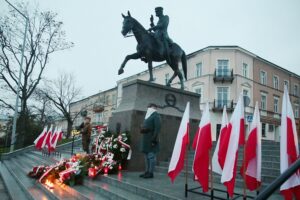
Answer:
[{"xmin": 141, "ymin": 112, "xmax": 161, "ymax": 153}]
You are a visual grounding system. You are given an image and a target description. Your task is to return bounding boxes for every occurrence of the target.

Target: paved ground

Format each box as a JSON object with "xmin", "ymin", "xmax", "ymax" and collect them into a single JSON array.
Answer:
[
  {"xmin": 107, "ymin": 171, "xmax": 283, "ymax": 200},
  {"xmin": 0, "ymin": 175, "xmax": 10, "ymax": 200}
]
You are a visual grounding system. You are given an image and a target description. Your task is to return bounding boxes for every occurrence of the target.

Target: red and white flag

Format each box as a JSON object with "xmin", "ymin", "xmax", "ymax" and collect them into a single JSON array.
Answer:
[
  {"xmin": 219, "ymin": 94, "xmax": 245, "ymax": 197},
  {"xmin": 48, "ymin": 127, "xmax": 62, "ymax": 152},
  {"xmin": 212, "ymin": 105, "xmax": 228, "ymax": 175},
  {"xmin": 192, "ymin": 102, "xmax": 212, "ymax": 192},
  {"xmin": 168, "ymin": 102, "xmax": 190, "ymax": 183},
  {"xmin": 280, "ymin": 86, "xmax": 300, "ymax": 199},
  {"xmin": 42, "ymin": 125, "xmax": 53, "ymax": 150},
  {"xmin": 240, "ymin": 101, "xmax": 261, "ymax": 191},
  {"xmin": 34, "ymin": 126, "xmax": 48, "ymax": 150}
]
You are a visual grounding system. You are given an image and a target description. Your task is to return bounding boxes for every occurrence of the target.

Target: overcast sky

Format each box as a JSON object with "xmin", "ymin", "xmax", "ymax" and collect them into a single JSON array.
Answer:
[{"xmin": 1, "ymin": 0, "xmax": 300, "ymax": 98}]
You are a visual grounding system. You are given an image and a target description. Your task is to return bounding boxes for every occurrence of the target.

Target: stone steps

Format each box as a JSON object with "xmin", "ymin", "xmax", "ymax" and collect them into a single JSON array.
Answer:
[
  {"xmin": 3, "ymin": 158, "xmax": 54, "ymax": 200},
  {"xmin": 158, "ymin": 161, "xmax": 280, "ymax": 178},
  {"xmin": 0, "ymin": 171, "xmax": 10, "ymax": 200},
  {"xmin": 154, "ymin": 165, "xmax": 278, "ymax": 192},
  {"xmin": 0, "ymin": 138, "xmax": 284, "ymax": 200}
]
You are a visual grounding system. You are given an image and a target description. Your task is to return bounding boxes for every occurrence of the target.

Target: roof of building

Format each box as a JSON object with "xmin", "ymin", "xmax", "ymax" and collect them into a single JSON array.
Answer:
[
  {"xmin": 118, "ymin": 45, "xmax": 300, "ymax": 82},
  {"xmin": 70, "ymin": 87, "xmax": 117, "ymax": 106}
]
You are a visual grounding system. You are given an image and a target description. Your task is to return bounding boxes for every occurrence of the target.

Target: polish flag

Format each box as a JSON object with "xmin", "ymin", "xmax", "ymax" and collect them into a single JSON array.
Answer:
[
  {"xmin": 48, "ymin": 127, "xmax": 62, "ymax": 152},
  {"xmin": 240, "ymin": 101, "xmax": 261, "ymax": 191},
  {"xmin": 41, "ymin": 125, "xmax": 53, "ymax": 150},
  {"xmin": 34, "ymin": 126, "xmax": 48, "ymax": 150},
  {"xmin": 219, "ymin": 94, "xmax": 245, "ymax": 197},
  {"xmin": 212, "ymin": 105, "xmax": 228, "ymax": 175},
  {"xmin": 168, "ymin": 102, "xmax": 190, "ymax": 183},
  {"xmin": 192, "ymin": 102, "xmax": 212, "ymax": 192},
  {"xmin": 280, "ymin": 86, "xmax": 300, "ymax": 199}
]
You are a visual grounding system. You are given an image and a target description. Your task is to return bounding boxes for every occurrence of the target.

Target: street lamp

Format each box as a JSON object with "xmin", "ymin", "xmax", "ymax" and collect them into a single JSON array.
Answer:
[{"xmin": 4, "ymin": 0, "xmax": 29, "ymax": 152}]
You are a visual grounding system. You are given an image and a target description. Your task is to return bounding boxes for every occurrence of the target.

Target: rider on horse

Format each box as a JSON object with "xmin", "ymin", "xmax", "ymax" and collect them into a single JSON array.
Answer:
[{"xmin": 148, "ymin": 7, "xmax": 173, "ymax": 63}]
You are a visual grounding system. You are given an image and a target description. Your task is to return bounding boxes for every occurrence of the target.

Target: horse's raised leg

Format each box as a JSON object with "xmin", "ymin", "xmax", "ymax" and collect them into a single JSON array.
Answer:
[
  {"xmin": 118, "ymin": 52, "xmax": 141, "ymax": 75},
  {"xmin": 148, "ymin": 61, "xmax": 154, "ymax": 82}
]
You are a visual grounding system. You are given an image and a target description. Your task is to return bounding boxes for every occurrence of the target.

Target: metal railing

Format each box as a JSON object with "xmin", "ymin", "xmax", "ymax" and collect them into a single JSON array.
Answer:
[
  {"xmin": 212, "ymin": 99, "xmax": 234, "ymax": 111},
  {"xmin": 213, "ymin": 69, "xmax": 234, "ymax": 83},
  {"xmin": 256, "ymin": 158, "xmax": 300, "ymax": 199}
]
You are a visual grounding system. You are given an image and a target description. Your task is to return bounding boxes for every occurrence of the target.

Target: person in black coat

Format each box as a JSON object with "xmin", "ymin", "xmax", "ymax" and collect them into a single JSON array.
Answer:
[{"xmin": 140, "ymin": 103, "xmax": 161, "ymax": 178}]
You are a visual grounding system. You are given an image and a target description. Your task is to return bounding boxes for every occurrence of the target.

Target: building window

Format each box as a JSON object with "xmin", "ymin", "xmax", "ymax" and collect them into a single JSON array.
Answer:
[
  {"xmin": 294, "ymin": 84, "xmax": 299, "ymax": 96},
  {"xmin": 243, "ymin": 89, "xmax": 249, "ymax": 97},
  {"xmin": 273, "ymin": 76, "xmax": 279, "ymax": 89},
  {"xmin": 105, "ymin": 95, "xmax": 110, "ymax": 105},
  {"xmin": 112, "ymin": 94, "xmax": 117, "ymax": 105},
  {"xmin": 196, "ymin": 63, "xmax": 202, "ymax": 77},
  {"xmin": 165, "ymin": 73, "xmax": 170, "ymax": 85},
  {"xmin": 262, "ymin": 123, "xmax": 266, "ymax": 137},
  {"xmin": 260, "ymin": 71, "xmax": 267, "ymax": 85},
  {"xmin": 242, "ymin": 63, "xmax": 248, "ymax": 78},
  {"xmin": 284, "ymin": 80, "xmax": 289, "ymax": 90},
  {"xmin": 217, "ymin": 87, "xmax": 229, "ymax": 107},
  {"xmin": 195, "ymin": 88, "xmax": 201, "ymax": 95},
  {"xmin": 216, "ymin": 60, "xmax": 229, "ymax": 76},
  {"xmin": 260, "ymin": 93, "xmax": 267, "ymax": 110},
  {"xmin": 274, "ymin": 97, "xmax": 279, "ymax": 113},
  {"xmin": 295, "ymin": 104, "xmax": 299, "ymax": 118}
]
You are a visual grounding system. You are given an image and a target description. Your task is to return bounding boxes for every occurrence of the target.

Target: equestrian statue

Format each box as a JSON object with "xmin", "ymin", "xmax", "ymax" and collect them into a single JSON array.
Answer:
[{"xmin": 118, "ymin": 7, "xmax": 187, "ymax": 90}]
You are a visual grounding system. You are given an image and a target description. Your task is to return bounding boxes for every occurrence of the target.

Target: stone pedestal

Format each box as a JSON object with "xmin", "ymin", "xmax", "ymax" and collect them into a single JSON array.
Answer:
[{"xmin": 109, "ymin": 80, "xmax": 201, "ymax": 171}]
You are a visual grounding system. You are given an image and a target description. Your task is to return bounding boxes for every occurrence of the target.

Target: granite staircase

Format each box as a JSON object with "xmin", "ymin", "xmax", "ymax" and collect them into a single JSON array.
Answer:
[{"xmin": 0, "ymin": 139, "xmax": 283, "ymax": 200}]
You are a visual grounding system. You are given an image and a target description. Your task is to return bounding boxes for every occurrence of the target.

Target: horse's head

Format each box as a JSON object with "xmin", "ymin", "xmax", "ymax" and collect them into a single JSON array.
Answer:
[{"xmin": 121, "ymin": 11, "xmax": 134, "ymax": 36}]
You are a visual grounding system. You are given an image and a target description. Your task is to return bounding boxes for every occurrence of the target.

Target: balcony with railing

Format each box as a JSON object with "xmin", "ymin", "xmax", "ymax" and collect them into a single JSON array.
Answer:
[
  {"xmin": 213, "ymin": 68, "xmax": 234, "ymax": 83},
  {"xmin": 212, "ymin": 99, "xmax": 234, "ymax": 112}
]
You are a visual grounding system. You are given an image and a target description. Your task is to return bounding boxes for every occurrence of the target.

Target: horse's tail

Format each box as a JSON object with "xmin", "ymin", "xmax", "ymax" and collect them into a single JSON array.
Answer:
[{"xmin": 181, "ymin": 51, "xmax": 187, "ymax": 80}]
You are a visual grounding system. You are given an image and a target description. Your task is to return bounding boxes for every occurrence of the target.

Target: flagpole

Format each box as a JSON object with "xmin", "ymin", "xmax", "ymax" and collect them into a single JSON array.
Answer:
[
  {"xmin": 185, "ymin": 145, "xmax": 188, "ymax": 197},
  {"xmin": 243, "ymin": 142, "xmax": 247, "ymax": 200},
  {"xmin": 243, "ymin": 96, "xmax": 249, "ymax": 200},
  {"xmin": 210, "ymin": 149, "xmax": 214, "ymax": 200}
]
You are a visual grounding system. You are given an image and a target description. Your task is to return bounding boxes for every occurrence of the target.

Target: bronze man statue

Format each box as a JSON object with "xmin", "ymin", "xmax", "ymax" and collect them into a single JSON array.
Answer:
[
  {"xmin": 119, "ymin": 8, "xmax": 187, "ymax": 90},
  {"xmin": 148, "ymin": 7, "xmax": 173, "ymax": 63}
]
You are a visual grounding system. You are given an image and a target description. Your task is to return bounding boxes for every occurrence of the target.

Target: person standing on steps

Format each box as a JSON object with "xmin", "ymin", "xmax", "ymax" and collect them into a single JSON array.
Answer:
[
  {"xmin": 80, "ymin": 116, "xmax": 92, "ymax": 154},
  {"xmin": 140, "ymin": 103, "xmax": 161, "ymax": 179}
]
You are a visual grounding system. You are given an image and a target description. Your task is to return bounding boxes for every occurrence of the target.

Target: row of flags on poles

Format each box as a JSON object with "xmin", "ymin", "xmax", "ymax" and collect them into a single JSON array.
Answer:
[
  {"xmin": 33, "ymin": 125, "xmax": 63, "ymax": 153},
  {"xmin": 168, "ymin": 86, "xmax": 300, "ymax": 199}
]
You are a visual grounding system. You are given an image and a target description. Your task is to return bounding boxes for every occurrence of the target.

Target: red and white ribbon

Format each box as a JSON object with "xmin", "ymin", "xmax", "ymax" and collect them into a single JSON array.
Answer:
[{"xmin": 118, "ymin": 136, "xmax": 132, "ymax": 160}]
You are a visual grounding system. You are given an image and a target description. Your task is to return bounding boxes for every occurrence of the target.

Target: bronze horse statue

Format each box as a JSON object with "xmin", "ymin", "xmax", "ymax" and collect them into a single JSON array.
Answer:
[{"xmin": 118, "ymin": 11, "xmax": 187, "ymax": 90}]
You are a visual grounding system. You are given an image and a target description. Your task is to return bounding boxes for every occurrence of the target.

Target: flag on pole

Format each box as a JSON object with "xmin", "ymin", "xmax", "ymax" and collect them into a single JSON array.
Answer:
[
  {"xmin": 240, "ymin": 101, "xmax": 261, "ymax": 191},
  {"xmin": 42, "ymin": 125, "xmax": 53, "ymax": 150},
  {"xmin": 48, "ymin": 127, "xmax": 62, "ymax": 152},
  {"xmin": 219, "ymin": 93, "xmax": 245, "ymax": 197},
  {"xmin": 168, "ymin": 102, "xmax": 190, "ymax": 183},
  {"xmin": 192, "ymin": 102, "xmax": 212, "ymax": 192},
  {"xmin": 280, "ymin": 85, "xmax": 300, "ymax": 199},
  {"xmin": 34, "ymin": 126, "xmax": 48, "ymax": 150},
  {"xmin": 212, "ymin": 105, "xmax": 228, "ymax": 175}
]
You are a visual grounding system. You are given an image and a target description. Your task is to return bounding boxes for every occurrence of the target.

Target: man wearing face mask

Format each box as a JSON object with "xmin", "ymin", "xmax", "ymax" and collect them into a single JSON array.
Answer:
[{"xmin": 140, "ymin": 103, "xmax": 161, "ymax": 178}]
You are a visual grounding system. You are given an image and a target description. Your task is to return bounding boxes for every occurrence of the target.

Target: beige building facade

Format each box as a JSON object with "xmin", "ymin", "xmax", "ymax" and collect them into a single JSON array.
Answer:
[
  {"xmin": 70, "ymin": 87, "xmax": 118, "ymax": 128},
  {"xmin": 117, "ymin": 46, "xmax": 300, "ymax": 141}
]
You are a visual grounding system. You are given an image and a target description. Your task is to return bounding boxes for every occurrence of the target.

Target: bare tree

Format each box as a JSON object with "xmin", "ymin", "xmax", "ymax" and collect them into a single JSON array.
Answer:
[
  {"xmin": 41, "ymin": 72, "xmax": 82, "ymax": 138},
  {"xmin": 0, "ymin": 1, "xmax": 73, "ymax": 114}
]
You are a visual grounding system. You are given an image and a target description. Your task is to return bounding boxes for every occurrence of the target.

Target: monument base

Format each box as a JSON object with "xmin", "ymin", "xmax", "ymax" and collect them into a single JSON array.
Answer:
[{"xmin": 109, "ymin": 80, "xmax": 201, "ymax": 171}]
